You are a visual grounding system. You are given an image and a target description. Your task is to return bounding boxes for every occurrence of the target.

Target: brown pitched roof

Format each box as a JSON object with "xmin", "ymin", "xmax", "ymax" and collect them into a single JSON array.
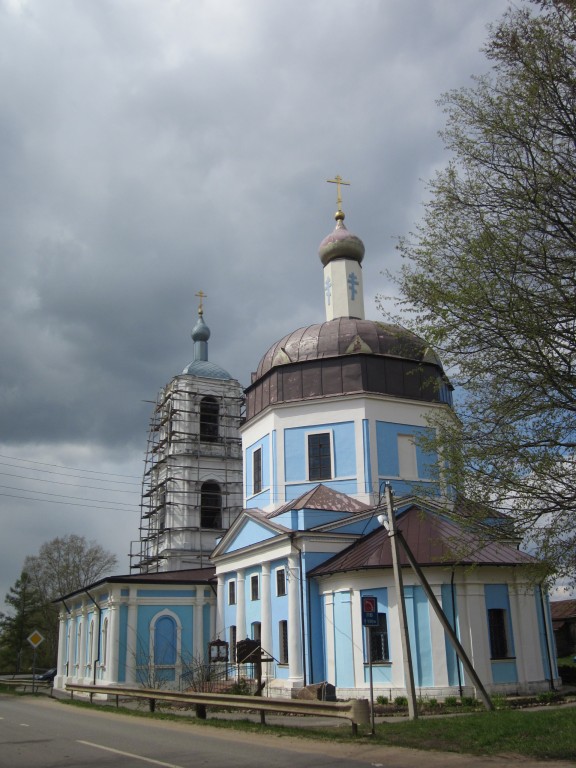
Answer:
[
  {"xmin": 309, "ymin": 505, "xmax": 535, "ymax": 576},
  {"xmin": 268, "ymin": 484, "xmax": 370, "ymax": 518},
  {"xmin": 55, "ymin": 567, "xmax": 216, "ymax": 602},
  {"xmin": 550, "ymin": 599, "xmax": 576, "ymax": 621}
]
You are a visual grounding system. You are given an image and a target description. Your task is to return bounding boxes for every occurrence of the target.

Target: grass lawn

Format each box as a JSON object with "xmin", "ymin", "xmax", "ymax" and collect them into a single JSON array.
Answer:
[{"xmin": 373, "ymin": 707, "xmax": 576, "ymax": 761}]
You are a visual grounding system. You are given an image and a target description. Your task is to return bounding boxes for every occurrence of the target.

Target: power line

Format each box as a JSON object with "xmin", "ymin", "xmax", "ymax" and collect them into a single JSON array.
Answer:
[
  {"xmin": 0, "ymin": 460, "xmax": 141, "ymax": 486},
  {"xmin": 0, "ymin": 453, "xmax": 142, "ymax": 479},
  {"xmin": 0, "ymin": 483, "xmax": 139, "ymax": 508},
  {"xmin": 0, "ymin": 470, "xmax": 137, "ymax": 493},
  {"xmin": 0, "ymin": 491, "xmax": 139, "ymax": 513}
]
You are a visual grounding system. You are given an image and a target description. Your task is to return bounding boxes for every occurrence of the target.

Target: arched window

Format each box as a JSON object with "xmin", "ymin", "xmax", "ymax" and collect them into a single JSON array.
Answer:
[
  {"xmin": 154, "ymin": 615, "xmax": 177, "ymax": 666},
  {"xmin": 201, "ymin": 481, "xmax": 222, "ymax": 529},
  {"xmin": 200, "ymin": 397, "xmax": 219, "ymax": 442}
]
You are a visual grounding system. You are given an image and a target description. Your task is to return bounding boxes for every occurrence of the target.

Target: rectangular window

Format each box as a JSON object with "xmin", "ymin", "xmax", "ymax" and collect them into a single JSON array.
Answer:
[
  {"xmin": 230, "ymin": 625, "xmax": 237, "ymax": 663},
  {"xmin": 488, "ymin": 608, "xmax": 509, "ymax": 659},
  {"xmin": 253, "ymin": 447, "xmax": 262, "ymax": 495},
  {"xmin": 276, "ymin": 567, "xmax": 287, "ymax": 597},
  {"xmin": 251, "ymin": 622, "xmax": 261, "ymax": 641},
  {"xmin": 228, "ymin": 580, "xmax": 236, "ymax": 605},
  {"xmin": 279, "ymin": 620, "xmax": 289, "ymax": 664},
  {"xmin": 250, "ymin": 574, "xmax": 259, "ymax": 601},
  {"xmin": 369, "ymin": 613, "xmax": 390, "ymax": 662},
  {"xmin": 308, "ymin": 432, "xmax": 332, "ymax": 481}
]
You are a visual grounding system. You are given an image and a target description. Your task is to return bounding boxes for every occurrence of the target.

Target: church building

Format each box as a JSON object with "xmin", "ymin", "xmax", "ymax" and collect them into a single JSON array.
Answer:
[{"xmin": 54, "ymin": 183, "xmax": 558, "ymax": 700}]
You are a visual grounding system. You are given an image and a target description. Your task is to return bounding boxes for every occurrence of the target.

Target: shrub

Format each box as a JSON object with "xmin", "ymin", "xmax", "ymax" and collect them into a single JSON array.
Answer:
[
  {"xmin": 461, "ymin": 696, "xmax": 477, "ymax": 708},
  {"xmin": 444, "ymin": 696, "xmax": 458, "ymax": 707},
  {"xmin": 375, "ymin": 695, "xmax": 388, "ymax": 705},
  {"xmin": 427, "ymin": 697, "xmax": 438, "ymax": 708},
  {"xmin": 229, "ymin": 677, "xmax": 251, "ymax": 695},
  {"xmin": 394, "ymin": 696, "xmax": 408, "ymax": 707}
]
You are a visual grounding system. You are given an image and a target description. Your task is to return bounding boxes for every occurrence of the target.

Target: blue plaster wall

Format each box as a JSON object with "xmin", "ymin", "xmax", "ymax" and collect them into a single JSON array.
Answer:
[
  {"xmin": 244, "ymin": 565, "xmax": 261, "ymax": 634},
  {"xmin": 376, "ymin": 422, "xmax": 439, "ymax": 494},
  {"xmin": 284, "ymin": 422, "xmax": 356, "ymax": 484},
  {"xmin": 362, "ymin": 419, "xmax": 372, "ymax": 494},
  {"xmin": 405, "ymin": 585, "xmax": 433, "ymax": 687},
  {"xmin": 333, "ymin": 591, "xmax": 354, "ymax": 688},
  {"xmin": 270, "ymin": 558, "xmax": 289, "ymax": 671},
  {"xmin": 118, "ymin": 603, "xmax": 128, "ymax": 683},
  {"xmin": 224, "ymin": 519, "xmax": 277, "ymax": 553},
  {"xmin": 135, "ymin": 605, "xmax": 194, "ymax": 679},
  {"xmin": 285, "ymin": 479, "xmax": 361, "ymax": 500},
  {"xmin": 441, "ymin": 584, "xmax": 463, "ymax": 687},
  {"xmin": 246, "ymin": 434, "xmax": 271, "ymax": 507}
]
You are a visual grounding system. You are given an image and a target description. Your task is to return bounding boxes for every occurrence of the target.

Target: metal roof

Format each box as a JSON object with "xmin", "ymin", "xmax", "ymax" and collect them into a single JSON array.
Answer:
[
  {"xmin": 309, "ymin": 504, "xmax": 536, "ymax": 577},
  {"xmin": 268, "ymin": 484, "xmax": 370, "ymax": 518},
  {"xmin": 254, "ymin": 318, "xmax": 444, "ymax": 381},
  {"xmin": 54, "ymin": 567, "xmax": 216, "ymax": 602}
]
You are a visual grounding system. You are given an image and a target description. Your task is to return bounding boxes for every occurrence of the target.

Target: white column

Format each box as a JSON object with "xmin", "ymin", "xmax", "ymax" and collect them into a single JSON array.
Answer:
[
  {"xmin": 287, "ymin": 553, "xmax": 303, "ymax": 683},
  {"xmin": 125, "ymin": 595, "xmax": 138, "ymax": 684},
  {"xmin": 216, "ymin": 574, "xmax": 225, "ymax": 639},
  {"xmin": 107, "ymin": 601, "xmax": 120, "ymax": 684},
  {"xmin": 261, "ymin": 563, "xmax": 272, "ymax": 676},
  {"xmin": 236, "ymin": 569, "xmax": 246, "ymax": 640},
  {"xmin": 78, "ymin": 606, "xmax": 87, "ymax": 681},
  {"xmin": 193, "ymin": 597, "xmax": 204, "ymax": 661},
  {"xmin": 56, "ymin": 611, "xmax": 68, "ymax": 683}
]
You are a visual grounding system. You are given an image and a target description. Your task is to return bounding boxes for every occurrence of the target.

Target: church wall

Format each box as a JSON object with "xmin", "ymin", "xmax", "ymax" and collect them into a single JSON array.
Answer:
[
  {"xmin": 242, "ymin": 391, "xmax": 451, "ymax": 510},
  {"xmin": 310, "ymin": 565, "xmax": 556, "ymax": 700}
]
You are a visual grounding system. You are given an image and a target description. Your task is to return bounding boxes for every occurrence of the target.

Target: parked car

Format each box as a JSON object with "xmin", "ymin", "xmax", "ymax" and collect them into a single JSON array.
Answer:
[{"xmin": 35, "ymin": 668, "xmax": 57, "ymax": 682}]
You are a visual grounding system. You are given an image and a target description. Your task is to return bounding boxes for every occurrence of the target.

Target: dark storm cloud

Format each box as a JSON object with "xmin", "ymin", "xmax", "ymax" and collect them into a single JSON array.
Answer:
[{"xmin": 0, "ymin": 0, "xmax": 509, "ymax": 604}]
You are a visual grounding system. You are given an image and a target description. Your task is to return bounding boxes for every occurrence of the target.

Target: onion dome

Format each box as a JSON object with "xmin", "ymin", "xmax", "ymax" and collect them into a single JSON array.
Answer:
[
  {"xmin": 245, "ymin": 318, "xmax": 452, "ymax": 422},
  {"xmin": 255, "ymin": 318, "xmax": 443, "ymax": 380},
  {"xmin": 318, "ymin": 211, "xmax": 365, "ymax": 266},
  {"xmin": 182, "ymin": 301, "xmax": 233, "ymax": 380},
  {"xmin": 191, "ymin": 312, "xmax": 210, "ymax": 343}
]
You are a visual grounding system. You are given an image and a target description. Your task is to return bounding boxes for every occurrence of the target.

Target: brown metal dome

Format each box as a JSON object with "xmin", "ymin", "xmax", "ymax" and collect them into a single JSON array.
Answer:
[
  {"xmin": 245, "ymin": 319, "xmax": 452, "ymax": 422},
  {"xmin": 254, "ymin": 318, "xmax": 443, "ymax": 380}
]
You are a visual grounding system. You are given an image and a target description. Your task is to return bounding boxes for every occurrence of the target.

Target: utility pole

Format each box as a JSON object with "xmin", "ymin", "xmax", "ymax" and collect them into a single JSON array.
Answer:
[{"xmin": 378, "ymin": 483, "xmax": 418, "ymax": 720}]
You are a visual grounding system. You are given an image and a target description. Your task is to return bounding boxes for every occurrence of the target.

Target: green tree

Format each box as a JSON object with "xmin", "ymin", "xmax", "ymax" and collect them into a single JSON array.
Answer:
[
  {"xmin": 0, "ymin": 571, "xmax": 46, "ymax": 673},
  {"xmin": 390, "ymin": 0, "xmax": 576, "ymax": 579}
]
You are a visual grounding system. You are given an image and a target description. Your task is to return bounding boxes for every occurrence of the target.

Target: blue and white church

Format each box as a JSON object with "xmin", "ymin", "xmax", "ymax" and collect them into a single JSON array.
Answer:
[{"xmin": 54, "ymin": 191, "xmax": 558, "ymax": 700}]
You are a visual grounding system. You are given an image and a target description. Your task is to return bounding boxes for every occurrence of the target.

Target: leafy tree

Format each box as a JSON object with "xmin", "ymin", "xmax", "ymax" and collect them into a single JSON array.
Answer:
[
  {"xmin": 0, "ymin": 571, "xmax": 47, "ymax": 672},
  {"xmin": 6, "ymin": 535, "xmax": 118, "ymax": 667},
  {"xmin": 24, "ymin": 534, "xmax": 118, "ymax": 603},
  {"xmin": 389, "ymin": 0, "xmax": 576, "ymax": 579}
]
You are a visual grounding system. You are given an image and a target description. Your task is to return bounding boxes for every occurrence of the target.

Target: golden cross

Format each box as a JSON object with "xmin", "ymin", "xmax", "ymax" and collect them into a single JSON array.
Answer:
[
  {"xmin": 327, "ymin": 175, "xmax": 351, "ymax": 212},
  {"xmin": 195, "ymin": 289, "xmax": 207, "ymax": 314}
]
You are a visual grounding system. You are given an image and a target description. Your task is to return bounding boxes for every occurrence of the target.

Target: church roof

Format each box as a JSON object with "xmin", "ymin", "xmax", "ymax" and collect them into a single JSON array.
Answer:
[
  {"xmin": 268, "ymin": 484, "xmax": 370, "ymax": 518},
  {"xmin": 309, "ymin": 504, "xmax": 536, "ymax": 577},
  {"xmin": 253, "ymin": 318, "xmax": 444, "ymax": 381},
  {"xmin": 54, "ymin": 567, "xmax": 216, "ymax": 601},
  {"xmin": 182, "ymin": 359, "xmax": 233, "ymax": 379}
]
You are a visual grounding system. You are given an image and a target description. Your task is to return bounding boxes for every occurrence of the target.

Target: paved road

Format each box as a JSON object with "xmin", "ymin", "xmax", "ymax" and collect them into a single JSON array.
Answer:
[{"xmin": 0, "ymin": 693, "xmax": 573, "ymax": 768}]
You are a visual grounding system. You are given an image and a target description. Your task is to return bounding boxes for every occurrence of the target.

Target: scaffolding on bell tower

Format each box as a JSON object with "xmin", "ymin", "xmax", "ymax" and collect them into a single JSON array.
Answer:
[{"xmin": 130, "ymin": 373, "xmax": 244, "ymax": 573}]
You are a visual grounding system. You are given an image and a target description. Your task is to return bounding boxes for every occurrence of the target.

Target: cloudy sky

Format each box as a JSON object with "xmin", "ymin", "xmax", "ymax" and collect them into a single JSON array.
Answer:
[{"xmin": 0, "ymin": 0, "xmax": 518, "ymax": 612}]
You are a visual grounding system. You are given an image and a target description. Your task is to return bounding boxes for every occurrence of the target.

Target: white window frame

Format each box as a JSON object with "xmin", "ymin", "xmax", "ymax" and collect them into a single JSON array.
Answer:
[{"xmin": 228, "ymin": 579, "xmax": 236, "ymax": 605}]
